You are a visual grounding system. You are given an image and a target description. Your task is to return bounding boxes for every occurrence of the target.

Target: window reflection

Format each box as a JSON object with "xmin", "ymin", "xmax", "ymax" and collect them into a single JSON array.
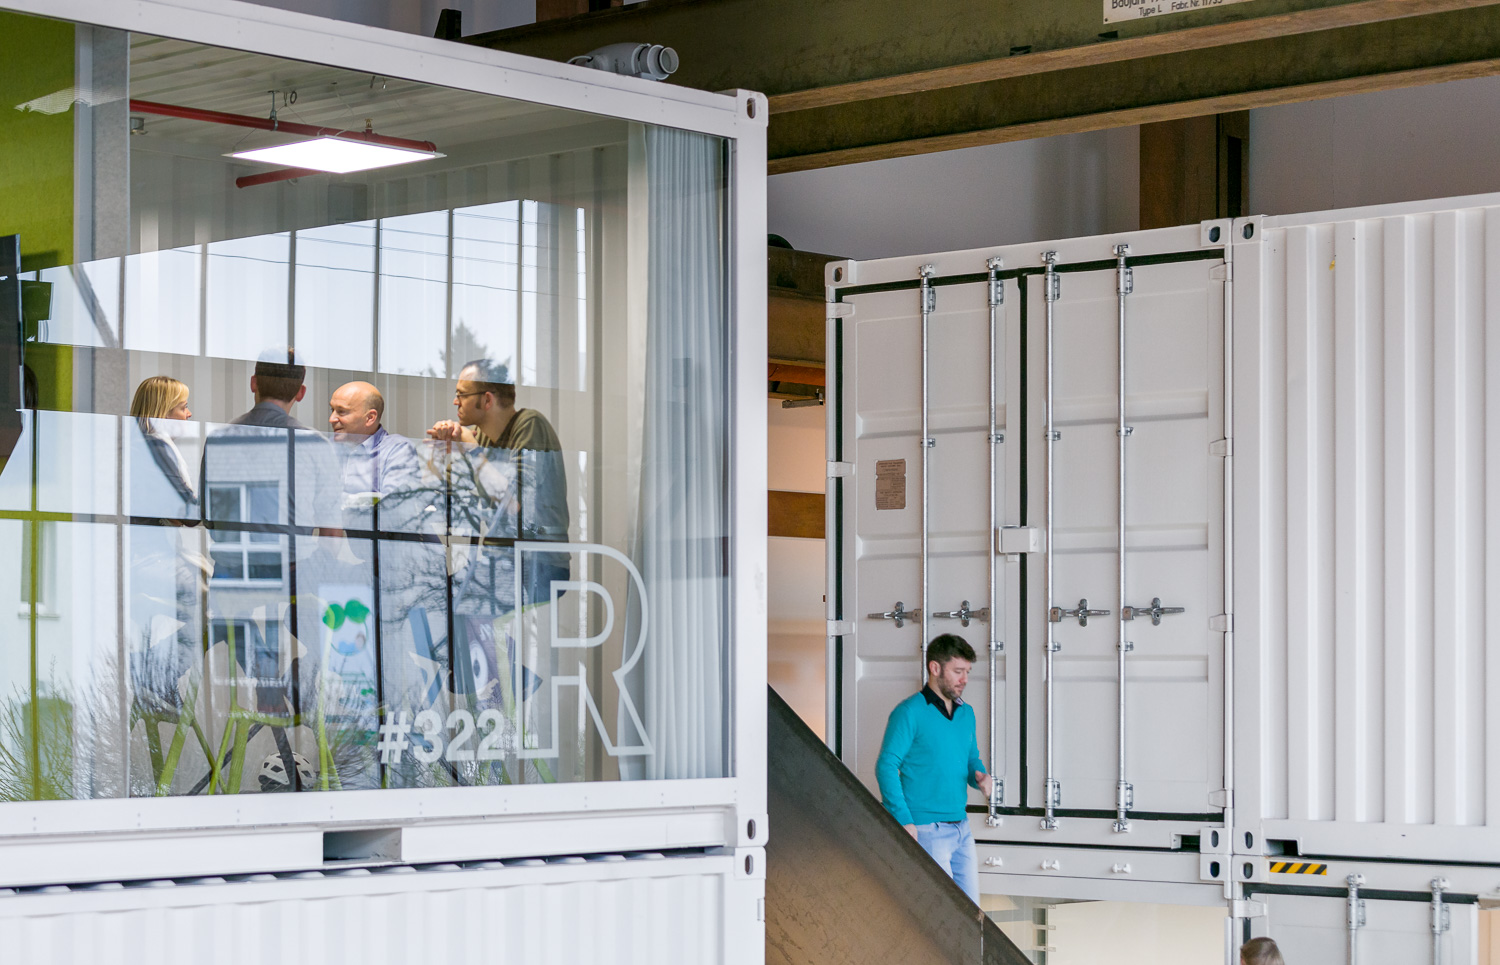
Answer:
[
  {"xmin": 377, "ymin": 211, "xmax": 448, "ymax": 377},
  {"xmin": 206, "ymin": 233, "xmax": 290, "ymax": 362},
  {"xmin": 296, "ymin": 221, "xmax": 376, "ymax": 372},
  {"xmin": 1, "ymin": 22, "xmax": 728, "ymax": 804},
  {"xmin": 123, "ymin": 247, "xmax": 201, "ymax": 355}
]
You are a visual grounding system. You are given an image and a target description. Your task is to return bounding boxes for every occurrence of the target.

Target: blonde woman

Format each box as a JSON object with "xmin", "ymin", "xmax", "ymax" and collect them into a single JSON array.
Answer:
[{"xmin": 130, "ymin": 375, "xmax": 197, "ymax": 506}]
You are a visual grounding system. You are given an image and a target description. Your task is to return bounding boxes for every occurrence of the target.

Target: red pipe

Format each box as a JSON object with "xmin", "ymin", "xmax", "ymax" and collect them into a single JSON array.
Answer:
[
  {"xmin": 129, "ymin": 99, "xmax": 438, "ymax": 153},
  {"xmin": 235, "ymin": 167, "xmax": 324, "ymax": 189}
]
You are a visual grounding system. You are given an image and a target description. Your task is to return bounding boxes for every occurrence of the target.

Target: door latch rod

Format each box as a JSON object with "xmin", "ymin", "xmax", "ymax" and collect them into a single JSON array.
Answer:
[
  {"xmin": 934, "ymin": 600, "xmax": 990, "ymax": 627},
  {"xmin": 867, "ymin": 601, "xmax": 919, "ymax": 629}
]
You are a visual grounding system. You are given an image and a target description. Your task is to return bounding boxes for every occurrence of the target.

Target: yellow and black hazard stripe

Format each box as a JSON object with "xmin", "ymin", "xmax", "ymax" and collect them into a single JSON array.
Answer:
[{"xmin": 1269, "ymin": 861, "xmax": 1328, "ymax": 876}]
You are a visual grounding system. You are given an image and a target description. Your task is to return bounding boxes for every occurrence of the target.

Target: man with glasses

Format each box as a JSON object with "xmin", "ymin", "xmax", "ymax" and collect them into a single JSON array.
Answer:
[{"xmin": 428, "ymin": 359, "xmax": 570, "ymax": 606}]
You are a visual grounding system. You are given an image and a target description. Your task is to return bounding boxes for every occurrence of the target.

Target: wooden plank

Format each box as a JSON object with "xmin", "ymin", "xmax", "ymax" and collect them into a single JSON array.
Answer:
[
  {"xmin": 768, "ymin": 362, "xmax": 825, "ymax": 387},
  {"xmin": 767, "ymin": 0, "xmax": 1500, "ymax": 113},
  {"xmin": 767, "ymin": 56, "xmax": 1500, "ymax": 175},
  {"xmin": 769, "ymin": 292, "xmax": 827, "ymax": 365},
  {"xmin": 770, "ymin": 490, "xmax": 825, "ymax": 540}
]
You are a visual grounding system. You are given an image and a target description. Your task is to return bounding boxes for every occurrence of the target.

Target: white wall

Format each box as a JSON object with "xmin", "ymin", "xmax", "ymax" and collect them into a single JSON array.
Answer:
[
  {"xmin": 1048, "ymin": 901, "xmax": 1226, "ymax": 965},
  {"xmin": 1250, "ymin": 75, "xmax": 1500, "ymax": 217},
  {"xmin": 766, "ymin": 400, "xmax": 827, "ymax": 738},
  {"xmin": 235, "ymin": 0, "xmax": 534, "ymax": 36},
  {"xmin": 767, "ymin": 127, "xmax": 1140, "ymax": 260}
]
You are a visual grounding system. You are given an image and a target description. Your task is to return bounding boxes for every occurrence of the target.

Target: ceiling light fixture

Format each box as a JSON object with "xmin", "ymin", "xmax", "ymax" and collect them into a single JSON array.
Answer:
[
  {"xmin": 127, "ymin": 100, "xmax": 441, "ymax": 187},
  {"xmin": 229, "ymin": 136, "xmax": 440, "ymax": 174}
]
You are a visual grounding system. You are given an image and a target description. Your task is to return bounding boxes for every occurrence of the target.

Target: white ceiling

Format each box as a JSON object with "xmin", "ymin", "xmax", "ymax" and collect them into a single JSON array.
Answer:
[{"xmin": 128, "ymin": 34, "xmax": 600, "ymax": 156}]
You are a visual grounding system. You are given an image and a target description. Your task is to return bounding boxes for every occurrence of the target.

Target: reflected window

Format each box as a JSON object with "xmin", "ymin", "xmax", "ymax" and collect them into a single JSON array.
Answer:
[
  {"xmin": 18, "ymin": 521, "xmax": 54, "ymax": 614},
  {"xmin": 207, "ymin": 483, "xmax": 284, "ymax": 585}
]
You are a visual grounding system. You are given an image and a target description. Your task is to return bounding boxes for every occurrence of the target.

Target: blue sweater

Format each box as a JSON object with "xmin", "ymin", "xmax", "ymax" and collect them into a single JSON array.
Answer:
[{"xmin": 876, "ymin": 687, "xmax": 986, "ymax": 825}]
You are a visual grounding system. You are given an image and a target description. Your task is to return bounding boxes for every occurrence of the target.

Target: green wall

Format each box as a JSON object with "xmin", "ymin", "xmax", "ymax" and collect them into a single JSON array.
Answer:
[
  {"xmin": 0, "ymin": 11, "xmax": 75, "ymax": 410},
  {"xmin": 0, "ymin": 11, "xmax": 74, "ymax": 270}
]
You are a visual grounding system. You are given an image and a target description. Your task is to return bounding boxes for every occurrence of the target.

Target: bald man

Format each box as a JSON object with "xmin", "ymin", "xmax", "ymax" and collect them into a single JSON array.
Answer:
[{"xmin": 329, "ymin": 381, "xmax": 420, "ymax": 515}]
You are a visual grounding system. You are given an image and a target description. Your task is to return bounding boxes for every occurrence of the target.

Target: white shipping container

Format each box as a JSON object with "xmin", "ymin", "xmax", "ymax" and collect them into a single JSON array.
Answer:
[
  {"xmin": 828, "ymin": 193, "xmax": 1500, "ymax": 962},
  {"xmin": 0, "ymin": 853, "xmax": 761, "ymax": 965}
]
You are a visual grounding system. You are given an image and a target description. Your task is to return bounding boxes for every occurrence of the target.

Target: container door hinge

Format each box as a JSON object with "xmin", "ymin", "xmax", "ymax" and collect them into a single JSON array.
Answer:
[
  {"xmin": 827, "ymin": 461, "xmax": 854, "ymax": 478},
  {"xmin": 758, "ymin": 898, "xmax": 766, "ymax": 922},
  {"xmin": 1232, "ymin": 899, "xmax": 1267, "ymax": 919},
  {"xmin": 998, "ymin": 526, "xmax": 1046, "ymax": 556},
  {"xmin": 826, "ymin": 302, "xmax": 855, "ymax": 318},
  {"xmin": 1208, "ymin": 788, "xmax": 1232, "ymax": 808},
  {"xmin": 1210, "ymin": 437, "xmax": 1233, "ymax": 458},
  {"xmin": 1211, "ymin": 263, "xmax": 1233, "ymax": 282},
  {"xmin": 1210, "ymin": 613, "xmax": 1234, "ymax": 633},
  {"xmin": 827, "ymin": 620, "xmax": 853, "ymax": 636}
]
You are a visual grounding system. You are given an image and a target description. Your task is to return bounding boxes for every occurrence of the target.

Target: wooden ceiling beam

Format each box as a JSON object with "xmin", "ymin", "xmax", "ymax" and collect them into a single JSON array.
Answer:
[
  {"xmin": 473, "ymin": 0, "xmax": 1500, "ymax": 176},
  {"xmin": 768, "ymin": 0, "xmax": 1500, "ymax": 113}
]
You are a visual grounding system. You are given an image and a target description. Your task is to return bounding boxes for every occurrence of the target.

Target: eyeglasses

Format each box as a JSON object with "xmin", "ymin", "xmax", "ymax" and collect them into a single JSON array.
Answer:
[{"xmin": 454, "ymin": 389, "xmax": 487, "ymax": 401}]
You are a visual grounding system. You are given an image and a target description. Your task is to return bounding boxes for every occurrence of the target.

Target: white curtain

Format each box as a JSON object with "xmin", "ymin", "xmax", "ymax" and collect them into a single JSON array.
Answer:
[{"xmin": 621, "ymin": 126, "xmax": 728, "ymax": 780}]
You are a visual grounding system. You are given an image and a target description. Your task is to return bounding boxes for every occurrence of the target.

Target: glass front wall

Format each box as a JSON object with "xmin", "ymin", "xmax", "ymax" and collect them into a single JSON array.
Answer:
[{"xmin": 0, "ymin": 13, "xmax": 731, "ymax": 800}]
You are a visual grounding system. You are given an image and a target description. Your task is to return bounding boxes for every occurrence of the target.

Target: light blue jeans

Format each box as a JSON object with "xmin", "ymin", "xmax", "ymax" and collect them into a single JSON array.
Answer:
[{"xmin": 915, "ymin": 820, "xmax": 979, "ymax": 903}]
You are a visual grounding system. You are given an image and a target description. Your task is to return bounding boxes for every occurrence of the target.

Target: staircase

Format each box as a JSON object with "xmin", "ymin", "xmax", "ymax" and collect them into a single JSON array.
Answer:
[{"xmin": 766, "ymin": 687, "xmax": 1030, "ymax": 965}]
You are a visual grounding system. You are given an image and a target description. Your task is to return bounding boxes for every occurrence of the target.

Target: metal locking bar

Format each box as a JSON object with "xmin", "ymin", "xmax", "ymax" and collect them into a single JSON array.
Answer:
[
  {"xmin": 868, "ymin": 601, "xmax": 920, "ymax": 629},
  {"xmin": 919, "ymin": 263, "xmax": 935, "ymax": 684},
  {"xmin": 1112, "ymin": 242, "xmax": 1132, "ymax": 834},
  {"xmin": 1050, "ymin": 598, "xmax": 1110, "ymax": 627},
  {"xmin": 1432, "ymin": 877, "xmax": 1451, "ymax": 965},
  {"xmin": 986, "ymin": 255, "xmax": 1003, "ymax": 828},
  {"xmin": 1042, "ymin": 250, "xmax": 1060, "ymax": 831},
  {"xmin": 1347, "ymin": 874, "xmax": 1368, "ymax": 962},
  {"xmin": 1122, "ymin": 597, "xmax": 1187, "ymax": 626},
  {"xmin": 934, "ymin": 600, "xmax": 990, "ymax": 627}
]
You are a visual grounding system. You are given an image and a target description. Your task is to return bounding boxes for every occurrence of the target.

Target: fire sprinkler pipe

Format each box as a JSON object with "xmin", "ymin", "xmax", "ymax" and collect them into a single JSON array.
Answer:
[
  {"xmin": 128, "ymin": 99, "xmax": 438, "ymax": 188},
  {"xmin": 129, "ymin": 99, "xmax": 437, "ymax": 151},
  {"xmin": 233, "ymin": 167, "xmax": 325, "ymax": 189}
]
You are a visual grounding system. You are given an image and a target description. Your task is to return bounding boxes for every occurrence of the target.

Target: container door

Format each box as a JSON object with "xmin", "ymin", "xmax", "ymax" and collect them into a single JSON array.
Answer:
[
  {"xmin": 829, "ymin": 274, "xmax": 1014, "ymax": 802},
  {"xmin": 1235, "ymin": 203, "xmax": 1500, "ymax": 864},
  {"xmin": 1023, "ymin": 255, "xmax": 1227, "ymax": 818},
  {"xmin": 1253, "ymin": 891, "xmax": 1477, "ymax": 964}
]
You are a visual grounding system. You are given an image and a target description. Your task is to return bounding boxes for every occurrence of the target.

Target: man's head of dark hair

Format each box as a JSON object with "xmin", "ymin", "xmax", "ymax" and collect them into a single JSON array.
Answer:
[
  {"xmin": 459, "ymin": 358, "xmax": 516, "ymax": 405},
  {"xmin": 254, "ymin": 348, "xmax": 305, "ymax": 403},
  {"xmin": 926, "ymin": 633, "xmax": 977, "ymax": 669}
]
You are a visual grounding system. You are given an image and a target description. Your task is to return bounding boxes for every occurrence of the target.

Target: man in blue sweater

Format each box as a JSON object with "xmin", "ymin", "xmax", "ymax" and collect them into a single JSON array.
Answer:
[{"xmin": 875, "ymin": 633, "xmax": 992, "ymax": 902}]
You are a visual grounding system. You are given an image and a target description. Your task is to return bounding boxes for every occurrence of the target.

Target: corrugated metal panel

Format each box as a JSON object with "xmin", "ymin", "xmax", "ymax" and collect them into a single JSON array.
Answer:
[
  {"xmin": 0, "ymin": 855, "xmax": 743, "ymax": 965},
  {"xmin": 1236, "ymin": 199, "xmax": 1500, "ymax": 861}
]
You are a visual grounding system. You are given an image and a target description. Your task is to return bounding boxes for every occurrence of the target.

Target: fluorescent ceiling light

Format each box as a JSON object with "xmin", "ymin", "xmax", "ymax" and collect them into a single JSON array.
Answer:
[{"xmin": 228, "ymin": 136, "xmax": 439, "ymax": 174}]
